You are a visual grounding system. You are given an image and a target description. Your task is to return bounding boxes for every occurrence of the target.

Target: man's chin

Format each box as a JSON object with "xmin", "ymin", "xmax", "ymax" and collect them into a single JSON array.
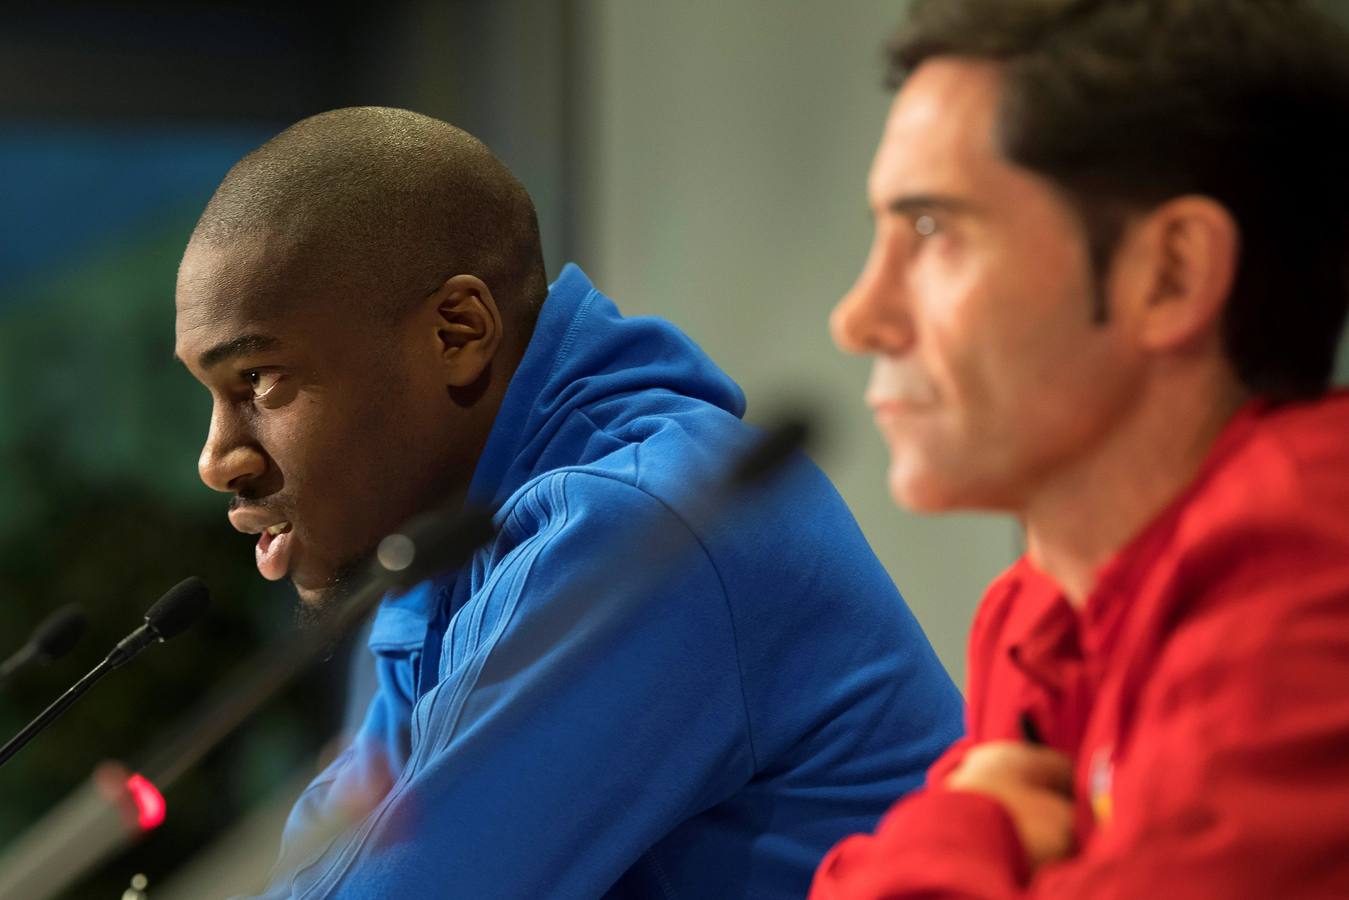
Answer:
[
  {"xmin": 294, "ymin": 581, "xmax": 331, "ymax": 607},
  {"xmin": 887, "ymin": 457, "xmax": 965, "ymax": 513},
  {"xmin": 289, "ymin": 558, "xmax": 368, "ymax": 630},
  {"xmin": 290, "ymin": 582, "xmax": 338, "ymax": 631}
]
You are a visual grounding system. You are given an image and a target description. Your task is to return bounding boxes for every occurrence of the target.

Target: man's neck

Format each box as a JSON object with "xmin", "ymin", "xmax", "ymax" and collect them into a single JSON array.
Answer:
[{"xmin": 1022, "ymin": 371, "xmax": 1249, "ymax": 607}]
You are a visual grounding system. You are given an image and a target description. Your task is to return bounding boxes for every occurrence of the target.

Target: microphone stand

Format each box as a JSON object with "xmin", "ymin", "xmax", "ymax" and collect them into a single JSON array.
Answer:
[
  {"xmin": 143, "ymin": 503, "xmax": 498, "ymax": 790},
  {"xmin": 0, "ymin": 581, "xmax": 207, "ymax": 770}
]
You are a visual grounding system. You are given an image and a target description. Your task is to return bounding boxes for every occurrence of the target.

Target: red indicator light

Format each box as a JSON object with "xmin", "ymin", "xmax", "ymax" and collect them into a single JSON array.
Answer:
[{"xmin": 125, "ymin": 773, "xmax": 166, "ymax": 830}]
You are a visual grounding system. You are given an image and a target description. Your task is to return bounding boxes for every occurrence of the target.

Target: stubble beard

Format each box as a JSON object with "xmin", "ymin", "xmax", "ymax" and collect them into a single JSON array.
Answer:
[{"xmin": 292, "ymin": 554, "xmax": 375, "ymax": 658}]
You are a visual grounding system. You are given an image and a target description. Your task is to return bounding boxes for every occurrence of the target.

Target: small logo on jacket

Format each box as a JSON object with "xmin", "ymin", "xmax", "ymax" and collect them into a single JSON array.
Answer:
[{"xmin": 1088, "ymin": 746, "xmax": 1114, "ymax": 825}]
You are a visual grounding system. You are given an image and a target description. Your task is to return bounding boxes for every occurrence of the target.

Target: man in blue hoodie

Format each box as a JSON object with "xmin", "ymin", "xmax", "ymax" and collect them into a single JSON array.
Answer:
[{"xmin": 174, "ymin": 107, "xmax": 962, "ymax": 898}]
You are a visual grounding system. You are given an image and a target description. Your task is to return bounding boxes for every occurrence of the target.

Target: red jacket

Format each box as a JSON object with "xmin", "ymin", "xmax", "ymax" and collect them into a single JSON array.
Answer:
[{"xmin": 812, "ymin": 392, "xmax": 1349, "ymax": 899}]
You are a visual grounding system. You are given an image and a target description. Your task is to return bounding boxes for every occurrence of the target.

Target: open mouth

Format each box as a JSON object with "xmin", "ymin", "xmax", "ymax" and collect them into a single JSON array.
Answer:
[{"xmin": 255, "ymin": 521, "xmax": 295, "ymax": 581}]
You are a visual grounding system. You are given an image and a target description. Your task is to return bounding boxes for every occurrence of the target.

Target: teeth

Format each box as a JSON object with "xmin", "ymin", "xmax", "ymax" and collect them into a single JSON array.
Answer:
[{"xmin": 265, "ymin": 522, "xmax": 291, "ymax": 536}]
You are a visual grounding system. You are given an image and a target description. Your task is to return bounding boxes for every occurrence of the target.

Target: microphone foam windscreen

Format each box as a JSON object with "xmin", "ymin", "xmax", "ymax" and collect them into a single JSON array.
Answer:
[
  {"xmin": 32, "ymin": 604, "xmax": 86, "ymax": 660},
  {"xmin": 145, "ymin": 577, "xmax": 211, "ymax": 640},
  {"xmin": 728, "ymin": 417, "xmax": 812, "ymax": 488}
]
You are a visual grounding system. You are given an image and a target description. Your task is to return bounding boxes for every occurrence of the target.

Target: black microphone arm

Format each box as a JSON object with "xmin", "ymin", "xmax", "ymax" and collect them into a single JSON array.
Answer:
[
  {"xmin": 140, "ymin": 506, "xmax": 499, "ymax": 791},
  {"xmin": 0, "ymin": 578, "xmax": 210, "ymax": 769},
  {"xmin": 0, "ymin": 503, "xmax": 501, "ymax": 900},
  {"xmin": 138, "ymin": 414, "xmax": 810, "ymax": 792},
  {"xmin": 0, "ymin": 604, "xmax": 86, "ymax": 688}
]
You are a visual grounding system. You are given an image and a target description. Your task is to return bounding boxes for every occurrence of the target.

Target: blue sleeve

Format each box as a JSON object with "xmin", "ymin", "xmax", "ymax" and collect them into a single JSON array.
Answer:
[
  {"xmin": 245, "ymin": 643, "xmax": 419, "ymax": 900},
  {"xmin": 270, "ymin": 473, "xmax": 754, "ymax": 898}
]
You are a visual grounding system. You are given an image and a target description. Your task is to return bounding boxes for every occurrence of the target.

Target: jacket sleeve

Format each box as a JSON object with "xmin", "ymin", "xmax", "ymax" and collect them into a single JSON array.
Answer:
[
  {"xmin": 247, "ymin": 647, "xmax": 419, "ymax": 899},
  {"xmin": 279, "ymin": 472, "xmax": 756, "ymax": 898},
  {"xmin": 810, "ymin": 550, "xmax": 1349, "ymax": 899}
]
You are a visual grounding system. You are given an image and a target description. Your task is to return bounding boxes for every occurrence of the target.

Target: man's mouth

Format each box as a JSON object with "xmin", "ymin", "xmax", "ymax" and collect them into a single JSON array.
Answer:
[
  {"xmin": 866, "ymin": 361, "xmax": 938, "ymax": 413},
  {"xmin": 255, "ymin": 521, "xmax": 295, "ymax": 581},
  {"xmin": 227, "ymin": 505, "xmax": 298, "ymax": 581}
]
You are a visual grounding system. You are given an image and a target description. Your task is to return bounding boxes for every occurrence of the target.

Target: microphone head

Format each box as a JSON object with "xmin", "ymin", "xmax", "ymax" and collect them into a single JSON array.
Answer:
[
  {"xmin": 145, "ymin": 577, "xmax": 211, "ymax": 640},
  {"xmin": 727, "ymin": 416, "xmax": 813, "ymax": 489},
  {"xmin": 31, "ymin": 604, "xmax": 86, "ymax": 661}
]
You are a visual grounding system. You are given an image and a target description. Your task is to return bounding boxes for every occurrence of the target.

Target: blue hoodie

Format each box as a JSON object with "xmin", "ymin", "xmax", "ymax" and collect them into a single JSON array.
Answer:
[{"xmin": 252, "ymin": 265, "xmax": 963, "ymax": 899}]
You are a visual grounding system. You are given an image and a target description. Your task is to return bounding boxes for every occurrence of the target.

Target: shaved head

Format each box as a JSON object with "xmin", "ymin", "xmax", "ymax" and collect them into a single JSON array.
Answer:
[
  {"xmin": 176, "ymin": 108, "xmax": 546, "ymax": 609},
  {"xmin": 190, "ymin": 106, "xmax": 547, "ymax": 337}
]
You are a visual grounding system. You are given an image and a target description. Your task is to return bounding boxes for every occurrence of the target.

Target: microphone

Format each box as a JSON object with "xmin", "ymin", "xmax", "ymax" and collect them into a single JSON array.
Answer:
[
  {"xmin": 0, "ymin": 604, "xmax": 86, "ymax": 688},
  {"xmin": 0, "ymin": 512, "xmax": 497, "ymax": 900},
  {"xmin": 0, "ymin": 577, "xmax": 210, "ymax": 769},
  {"xmin": 106, "ymin": 577, "xmax": 211, "ymax": 669}
]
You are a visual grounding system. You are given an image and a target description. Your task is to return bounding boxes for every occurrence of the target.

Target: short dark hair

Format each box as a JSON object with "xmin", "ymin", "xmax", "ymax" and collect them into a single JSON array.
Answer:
[
  {"xmin": 890, "ymin": 0, "xmax": 1349, "ymax": 401},
  {"xmin": 193, "ymin": 107, "xmax": 548, "ymax": 338}
]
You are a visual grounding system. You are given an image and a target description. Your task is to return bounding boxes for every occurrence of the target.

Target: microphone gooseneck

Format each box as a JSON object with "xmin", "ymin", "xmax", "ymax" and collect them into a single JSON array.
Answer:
[
  {"xmin": 140, "ymin": 414, "xmax": 812, "ymax": 791},
  {"xmin": 0, "ymin": 578, "xmax": 210, "ymax": 769}
]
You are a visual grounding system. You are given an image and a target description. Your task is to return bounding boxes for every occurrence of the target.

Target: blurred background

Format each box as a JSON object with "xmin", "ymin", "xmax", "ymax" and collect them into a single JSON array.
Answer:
[{"xmin": 3, "ymin": 1, "xmax": 1348, "ymax": 896}]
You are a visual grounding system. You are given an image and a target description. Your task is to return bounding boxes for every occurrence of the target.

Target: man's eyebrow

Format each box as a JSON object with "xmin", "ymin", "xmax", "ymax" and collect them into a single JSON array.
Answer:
[
  {"xmin": 178, "ymin": 333, "xmax": 283, "ymax": 370},
  {"xmin": 884, "ymin": 193, "xmax": 979, "ymax": 216}
]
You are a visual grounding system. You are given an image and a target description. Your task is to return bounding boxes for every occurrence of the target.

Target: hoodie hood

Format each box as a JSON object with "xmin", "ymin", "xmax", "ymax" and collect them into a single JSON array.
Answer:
[
  {"xmin": 466, "ymin": 263, "xmax": 746, "ymax": 512},
  {"xmin": 367, "ymin": 264, "xmax": 745, "ymax": 652}
]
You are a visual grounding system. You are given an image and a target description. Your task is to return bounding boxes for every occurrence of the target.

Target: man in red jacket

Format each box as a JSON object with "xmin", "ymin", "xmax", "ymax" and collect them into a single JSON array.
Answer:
[{"xmin": 812, "ymin": 1, "xmax": 1349, "ymax": 897}]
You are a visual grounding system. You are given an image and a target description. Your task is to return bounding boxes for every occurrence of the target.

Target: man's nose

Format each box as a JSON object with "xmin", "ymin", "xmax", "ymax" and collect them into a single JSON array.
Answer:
[
  {"xmin": 830, "ymin": 240, "xmax": 915, "ymax": 355},
  {"xmin": 198, "ymin": 407, "xmax": 266, "ymax": 493}
]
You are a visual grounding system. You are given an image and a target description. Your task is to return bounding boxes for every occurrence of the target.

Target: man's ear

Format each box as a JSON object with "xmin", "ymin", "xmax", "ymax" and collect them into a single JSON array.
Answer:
[
  {"xmin": 426, "ymin": 274, "xmax": 504, "ymax": 387},
  {"xmin": 1109, "ymin": 195, "xmax": 1239, "ymax": 352}
]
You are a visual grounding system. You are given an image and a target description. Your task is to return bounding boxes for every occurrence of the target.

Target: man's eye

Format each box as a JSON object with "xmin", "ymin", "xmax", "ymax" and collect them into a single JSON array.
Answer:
[
  {"xmin": 244, "ymin": 370, "xmax": 282, "ymax": 399},
  {"xmin": 913, "ymin": 213, "xmax": 940, "ymax": 237}
]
